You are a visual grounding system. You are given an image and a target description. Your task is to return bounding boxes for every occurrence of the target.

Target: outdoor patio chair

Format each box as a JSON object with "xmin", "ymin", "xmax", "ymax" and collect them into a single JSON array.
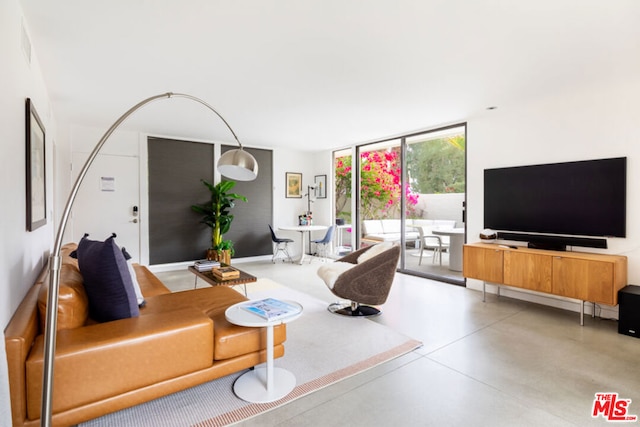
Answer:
[{"xmin": 414, "ymin": 226, "xmax": 449, "ymax": 266}]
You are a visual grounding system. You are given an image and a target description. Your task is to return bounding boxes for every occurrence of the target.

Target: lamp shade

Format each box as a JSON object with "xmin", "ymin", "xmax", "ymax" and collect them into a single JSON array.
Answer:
[{"xmin": 217, "ymin": 148, "xmax": 259, "ymax": 181}]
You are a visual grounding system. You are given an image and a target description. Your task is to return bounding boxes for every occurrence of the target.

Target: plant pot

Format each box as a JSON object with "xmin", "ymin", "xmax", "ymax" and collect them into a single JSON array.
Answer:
[
  {"xmin": 217, "ymin": 249, "xmax": 232, "ymax": 265},
  {"xmin": 206, "ymin": 249, "xmax": 231, "ymax": 265}
]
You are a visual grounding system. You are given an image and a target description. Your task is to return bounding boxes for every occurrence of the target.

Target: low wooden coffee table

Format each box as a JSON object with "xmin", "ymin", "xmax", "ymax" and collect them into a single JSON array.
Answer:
[{"xmin": 188, "ymin": 265, "xmax": 257, "ymax": 296}]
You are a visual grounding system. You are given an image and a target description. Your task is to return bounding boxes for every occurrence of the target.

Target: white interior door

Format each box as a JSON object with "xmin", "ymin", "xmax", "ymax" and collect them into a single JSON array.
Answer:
[{"xmin": 71, "ymin": 152, "xmax": 141, "ymax": 262}]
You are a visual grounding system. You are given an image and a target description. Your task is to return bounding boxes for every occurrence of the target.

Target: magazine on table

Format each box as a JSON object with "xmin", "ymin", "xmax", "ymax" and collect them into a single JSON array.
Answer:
[{"xmin": 241, "ymin": 298, "xmax": 301, "ymax": 321}]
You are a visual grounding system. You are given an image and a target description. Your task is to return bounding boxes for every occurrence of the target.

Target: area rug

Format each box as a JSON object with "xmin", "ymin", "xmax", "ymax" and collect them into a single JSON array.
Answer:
[{"xmin": 81, "ymin": 279, "xmax": 422, "ymax": 426}]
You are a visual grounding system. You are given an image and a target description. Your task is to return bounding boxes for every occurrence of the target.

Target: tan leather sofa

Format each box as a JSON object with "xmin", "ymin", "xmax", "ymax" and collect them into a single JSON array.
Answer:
[{"xmin": 4, "ymin": 243, "xmax": 286, "ymax": 427}]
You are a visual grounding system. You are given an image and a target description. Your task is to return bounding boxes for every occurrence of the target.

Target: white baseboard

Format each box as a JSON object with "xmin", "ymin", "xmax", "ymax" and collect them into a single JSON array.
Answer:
[{"xmin": 147, "ymin": 255, "xmax": 273, "ymax": 273}]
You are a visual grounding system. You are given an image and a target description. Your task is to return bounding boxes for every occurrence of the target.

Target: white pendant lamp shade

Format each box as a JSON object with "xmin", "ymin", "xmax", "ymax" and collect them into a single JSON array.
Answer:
[{"xmin": 217, "ymin": 148, "xmax": 259, "ymax": 181}]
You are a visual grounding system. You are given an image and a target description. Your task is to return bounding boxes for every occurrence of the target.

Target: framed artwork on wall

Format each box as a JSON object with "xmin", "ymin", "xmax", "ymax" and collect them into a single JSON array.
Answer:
[
  {"xmin": 286, "ymin": 172, "xmax": 302, "ymax": 198},
  {"xmin": 314, "ymin": 174, "xmax": 327, "ymax": 199},
  {"xmin": 26, "ymin": 98, "xmax": 47, "ymax": 231}
]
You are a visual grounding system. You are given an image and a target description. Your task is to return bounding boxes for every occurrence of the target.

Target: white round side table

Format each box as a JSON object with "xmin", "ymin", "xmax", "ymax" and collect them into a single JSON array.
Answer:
[{"xmin": 225, "ymin": 300, "xmax": 303, "ymax": 403}]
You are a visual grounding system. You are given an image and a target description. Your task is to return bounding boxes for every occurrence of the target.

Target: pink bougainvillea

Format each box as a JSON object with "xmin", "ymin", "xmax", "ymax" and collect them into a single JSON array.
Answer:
[{"xmin": 335, "ymin": 148, "xmax": 419, "ymax": 220}]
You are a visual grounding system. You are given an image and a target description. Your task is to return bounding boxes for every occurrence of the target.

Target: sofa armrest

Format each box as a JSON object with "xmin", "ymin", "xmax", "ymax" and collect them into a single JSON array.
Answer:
[
  {"xmin": 25, "ymin": 308, "xmax": 213, "ymax": 420},
  {"xmin": 5, "ymin": 284, "xmax": 42, "ymax": 427},
  {"xmin": 134, "ymin": 264, "xmax": 171, "ymax": 297}
]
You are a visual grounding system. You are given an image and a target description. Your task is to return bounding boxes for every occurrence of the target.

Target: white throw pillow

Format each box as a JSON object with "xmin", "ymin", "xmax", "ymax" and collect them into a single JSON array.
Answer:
[
  {"xmin": 122, "ymin": 247, "xmax": 145, "ymax": 307},
  {"xmin": 357, "ymin": 241, "xmax": 394, "ymax": 264},
  {"xmin": 317, "ymin": 261, "xmax": 356, "ymax": 289}
]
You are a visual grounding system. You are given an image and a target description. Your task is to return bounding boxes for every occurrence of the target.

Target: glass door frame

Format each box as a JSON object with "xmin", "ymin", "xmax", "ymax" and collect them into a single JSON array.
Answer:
[{"xmin": 351, "ymin": 123, "xmax": 467, "ymax": 286}]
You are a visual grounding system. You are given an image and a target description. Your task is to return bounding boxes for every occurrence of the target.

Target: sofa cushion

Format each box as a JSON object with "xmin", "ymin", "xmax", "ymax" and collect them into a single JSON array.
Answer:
[
  {"xmin": 362, "ymin": 220, "xmax": 384, "ymax": 235},
  {"xmin": 141, "ymin": 286, "xmax": 286, "ymax": 361},
  {"xmin": 412, "ymin": 219, "xmax": 435, "ymax": 228},
  {"xmin": 381, "ymin": 219, "xmax": 401, "ymax": 234},
  {"xmin": 133, "ymin": 264, "xmax": 172, "ymax": 297},
  {"xmin": 363, "ymin": 219, "xmax": 421, "ymax": 243},
  {"xmin": 363, "ymin": 232, "xmax": 420, "ymax": 243},
  {"xmin": 37, "ymin": 263, "xmax": 89, "ymax": 331},
  {"xmin": 25, "ymin": 308, "xmax": 214, "ymax": 420},
  {"xmin": 74, "ymin": 234, "xmax": 139, "ymax": 322}
]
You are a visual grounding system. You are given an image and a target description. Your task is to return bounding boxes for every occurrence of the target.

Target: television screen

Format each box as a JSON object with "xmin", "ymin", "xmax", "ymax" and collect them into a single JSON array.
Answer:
[{"xmin": 484, "ymin": 157, "xmax": 626, "ymax": 238}]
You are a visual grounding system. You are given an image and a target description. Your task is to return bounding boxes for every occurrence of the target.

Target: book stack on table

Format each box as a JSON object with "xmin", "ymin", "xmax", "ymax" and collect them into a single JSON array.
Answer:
[
  {"xmin": 193, "ymin": 260, "xmax": 220, "ymax": 272},
  {"xmin": 211, "ymin": 266, "xmax": 241, "ymax": 280}
]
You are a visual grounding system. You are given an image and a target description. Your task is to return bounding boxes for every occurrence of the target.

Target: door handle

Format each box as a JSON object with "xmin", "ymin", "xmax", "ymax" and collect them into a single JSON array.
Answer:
[{"xmin": 130, "ymin": 218, "xmax": 138, "ymax": 223}]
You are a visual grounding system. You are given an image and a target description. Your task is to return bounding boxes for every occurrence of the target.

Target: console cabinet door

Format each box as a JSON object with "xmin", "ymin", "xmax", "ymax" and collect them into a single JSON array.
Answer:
[
  {"xmin": 552, "ymin": 257, "xmax": 614, "ymax": 304},
  {"xmin": 463, "ymin": 245, "xmax": 503, "ymax": 283},
  {"xmin": 504, "ymin": 251, "xmax": 552, "ymax": 293}
]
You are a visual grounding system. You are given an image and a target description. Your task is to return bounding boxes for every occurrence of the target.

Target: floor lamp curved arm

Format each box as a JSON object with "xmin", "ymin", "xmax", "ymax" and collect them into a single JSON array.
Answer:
[{"xmin": 40, "ymin": 92, "xmax": 257, "ymax": 426}]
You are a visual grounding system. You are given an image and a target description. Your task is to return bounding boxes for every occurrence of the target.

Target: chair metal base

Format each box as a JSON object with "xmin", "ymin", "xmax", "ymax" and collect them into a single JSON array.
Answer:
[
  {"xmin": 311, "ymin": 242, "xmax": 331, "ymax": 262},
  {"xmin": 327, "ymin": 301, "xmax": 381, "ymax": 317},
  {"xmin": 272, "ymin": 242, "xmax": 294, "ymax": 263}
]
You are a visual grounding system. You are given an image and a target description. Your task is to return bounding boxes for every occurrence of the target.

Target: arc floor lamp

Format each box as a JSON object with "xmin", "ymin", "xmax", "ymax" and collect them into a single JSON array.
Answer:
[{"xmin": 40, "ymin": 92, "xmax": 258, "ymax": 427}]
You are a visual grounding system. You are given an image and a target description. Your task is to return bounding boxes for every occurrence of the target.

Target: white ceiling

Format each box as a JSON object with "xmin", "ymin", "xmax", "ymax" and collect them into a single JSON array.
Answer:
[{"xmin": 20, "ymin": 0, "xmax": 640, "ymax": 152}]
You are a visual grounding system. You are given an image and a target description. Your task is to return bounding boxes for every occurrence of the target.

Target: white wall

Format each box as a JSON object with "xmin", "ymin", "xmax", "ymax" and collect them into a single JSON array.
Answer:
[
  {"xmin": 267, "ymin": 147, "xmax": 334, "ymax": 258},
  {"xmin": 65, "ymin": 126, "xmax": 334, "ymax": 262},
  {"xmin": 415, "ymin": 193, "xmax": 465, "ymax": 225},
  {"xmin": 0, "ymin": 0, "xmax": 58, "ymax": 423},
  {"xmin": 466, "ymin": 74, "xmax": 640, "ymax": 314}
]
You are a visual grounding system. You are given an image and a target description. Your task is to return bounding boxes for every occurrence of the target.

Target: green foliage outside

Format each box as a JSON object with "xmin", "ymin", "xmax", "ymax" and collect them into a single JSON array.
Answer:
[
  {"xmin": 406, "ymin": 135, "xmax": 466, "ymax": 194},
  {"xmin": 334, "ymin": 156, "xmax": 352, "ymax": 221},
  {"xmin": 335, "ymin": 134, "xmax": 465, "ymax": 221}
]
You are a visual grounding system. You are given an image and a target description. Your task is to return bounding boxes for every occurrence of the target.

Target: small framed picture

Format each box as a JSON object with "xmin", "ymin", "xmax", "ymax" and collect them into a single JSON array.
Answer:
[
  {"xmin": 286, "ymin": 172, "xmax": 302, "ymax": 198},
  {"xmin": 26, "ymin": 98, "xmax": 47, "ymax": 231},
  {"xmin": 314, "ymin": 174, "xmax": 327, "ymax": 199}
]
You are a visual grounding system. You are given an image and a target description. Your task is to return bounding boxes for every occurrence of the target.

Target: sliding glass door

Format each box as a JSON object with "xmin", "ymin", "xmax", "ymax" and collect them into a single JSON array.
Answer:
[
  {"xmin": 334, "ymin": 124, "xmax": 466, "ymax": 285},
  {"xmin": 334, "ymin": 148, "xmax": 354, "ymax": 256},
  {"xmin": 355, "ymin": 139, "xmax": 403, "ymax": 263},
  {"xmin": 404, "ymin": 125, "xmax": 466, "ymax": 284}
]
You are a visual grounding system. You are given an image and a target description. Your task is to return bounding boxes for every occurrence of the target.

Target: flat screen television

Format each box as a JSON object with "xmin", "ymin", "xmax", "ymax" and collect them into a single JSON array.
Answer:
[{"xmin": 484, "ymin": 157, "xmax": 626, "ymax": 248}]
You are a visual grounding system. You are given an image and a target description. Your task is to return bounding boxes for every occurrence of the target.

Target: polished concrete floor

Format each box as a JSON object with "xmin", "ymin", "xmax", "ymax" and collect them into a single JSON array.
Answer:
[
  {"xmin": 156, "ymin": 257, "xmax": 640, "ymax": 426},
  {"xmin": 400, "ymin": 246, "xmax": 464, "ymax": 284}
]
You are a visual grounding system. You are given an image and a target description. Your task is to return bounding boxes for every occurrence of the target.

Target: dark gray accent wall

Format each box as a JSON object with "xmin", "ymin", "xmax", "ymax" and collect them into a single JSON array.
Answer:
[
  {"xmin": 148, "ymin": 137, "xmax": 213, "ymax": 263},
  {"xmin": 148, "ymin": 137, "xmax": 272, "ymax": 264},
  {"xmin": 221, "ymin": 145, "xmax": 273, "ymax": 257}
]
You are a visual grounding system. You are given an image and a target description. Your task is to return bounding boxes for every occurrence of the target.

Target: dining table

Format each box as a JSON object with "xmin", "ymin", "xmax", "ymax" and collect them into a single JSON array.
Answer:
[
  {"xmin": 278, "ymin": 225, "xmax": 328, "ymax": 264},
  {"xmin": 432, "ymin": 227, "xmax": 465, "ymax": 271}
]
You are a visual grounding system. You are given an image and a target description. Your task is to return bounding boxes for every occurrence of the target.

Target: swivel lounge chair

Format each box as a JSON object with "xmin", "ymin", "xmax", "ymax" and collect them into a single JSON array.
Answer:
[
  {"xmin": 317, "ymin": 242, "xmax": 400, "ymax": 316},
  {"xmin": 311, "ymin": 225, "xmax": 335, "ymax": 261},
  {"xmin": 268, "ymin": 224, "xmax": 294, "ymax": 263}
]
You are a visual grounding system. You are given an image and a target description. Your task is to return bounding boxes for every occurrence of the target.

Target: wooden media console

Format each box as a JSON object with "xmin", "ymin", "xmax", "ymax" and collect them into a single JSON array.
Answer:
[{"xmin": 463, "ymin": 243, "xmax": 627, "ymax": 325}]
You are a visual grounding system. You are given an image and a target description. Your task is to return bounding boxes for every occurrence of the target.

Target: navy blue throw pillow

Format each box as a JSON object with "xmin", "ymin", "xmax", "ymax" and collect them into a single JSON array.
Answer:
[{"xmin": 75, "ymin": 234, "xmax": 140, "ymax": 322}]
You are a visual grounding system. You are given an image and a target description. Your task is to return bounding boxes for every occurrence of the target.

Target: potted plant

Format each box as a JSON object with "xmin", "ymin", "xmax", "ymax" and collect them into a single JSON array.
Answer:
[{"xmin": 191, "ymin": 179, "xmax": 247, "ymax": 264}]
